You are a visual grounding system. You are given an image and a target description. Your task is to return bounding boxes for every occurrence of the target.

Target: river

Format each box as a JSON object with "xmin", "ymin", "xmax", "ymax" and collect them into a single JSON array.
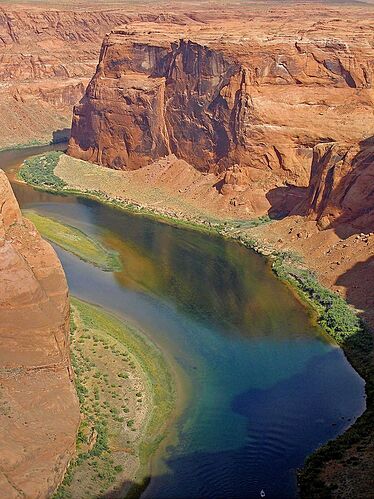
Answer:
[{"xmin": 1, "ymin": 144, "xmax": 365, "ymax": 499}]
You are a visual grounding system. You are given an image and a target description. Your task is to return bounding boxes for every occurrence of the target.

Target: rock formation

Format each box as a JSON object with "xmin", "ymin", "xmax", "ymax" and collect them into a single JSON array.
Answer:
[
  {"xmin": 0, "ymin": 171, "xmax": 80, "ymax": 498},
  {"xmin": 295, "ymin": 138, "xmax": 374, "ymax": 234},
  {"xmin": 0, "ymin": 5, "xmax": 132, "ymax": 147},
  {"xmin": 0, "ymin": 3, "xmax": 204, "ymax": 148},
  {"xmin": 68, "ymin": 13, "xmax": 373, "ymax": 190}
]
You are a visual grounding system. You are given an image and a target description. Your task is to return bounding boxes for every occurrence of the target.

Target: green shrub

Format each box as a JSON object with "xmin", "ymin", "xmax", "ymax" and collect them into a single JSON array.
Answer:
[
  {"xmin": 273, "ymin": 255, "xmax": 362, "ymax": 342},
  {"xmin": 19, "ymin": 152, "xmax": 66, "ymax": 189}
]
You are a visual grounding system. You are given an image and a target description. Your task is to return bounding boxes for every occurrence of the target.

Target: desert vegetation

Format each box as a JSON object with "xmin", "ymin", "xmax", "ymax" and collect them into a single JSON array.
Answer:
[
  {"xmin": 19, "ymin": 151, "xmax": 66, "ymax": 189},
  {"xmin": 54, "ymin": 297, "xmax": 174, "ymax": 499},
  {"xmin": 24, "ymin": 210, "xmax": 122, "ymax": 271}
]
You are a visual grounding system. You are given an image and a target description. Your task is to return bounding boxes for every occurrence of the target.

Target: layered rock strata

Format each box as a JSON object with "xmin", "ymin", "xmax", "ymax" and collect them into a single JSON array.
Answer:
[
  {"xmin": 0, "ymin": 3, "xmax": 203, "ymax": 147},
  {"xmin": 296, "ymin": 138, "xmax": 374, "ymax": 234},
  {"xmin": 0, "ymin": 171, "xmax": 80, "ymax": 498},
  {"xmin": 68, "ymin": 17, "xmax": 373, "ymax": 184}
]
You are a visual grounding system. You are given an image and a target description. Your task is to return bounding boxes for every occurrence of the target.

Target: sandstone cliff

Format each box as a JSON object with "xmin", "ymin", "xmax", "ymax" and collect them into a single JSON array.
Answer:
[
  {"xmin": 0, "ymin": 5, "xmax": 131, "ymax": 147},
  {"xmin": 0, "ymin": 3, "xmax": 203, "ymax": 148},
  {"xmin": 68, "ymin": 14, "xmax": 373, "ymax": 187},
  {"xmin": 295, "ymin": 137, "xmax": 374, "ymax": 234},
  {"xmin": 0, "ymin": 171, "xmax": 80, "ymax": 498}
]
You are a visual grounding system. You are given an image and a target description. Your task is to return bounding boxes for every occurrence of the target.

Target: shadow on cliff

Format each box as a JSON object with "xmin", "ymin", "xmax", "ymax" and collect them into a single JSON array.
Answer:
[
  {"xmin": 52, "ymin": 127, "xmax": 71, "ymax": 144},
  {"xmin": 264, "ymin": 136, "xmax": 374, "ymax": 333},
  {"xmin": 265, "ymin": 184, "xmax": 307, "ymax": 219},
  {"xmin": 329, "ymin": 135, "xmax": 374, "ymax": 239},
  {"xmin": 265, "ymin": 135, "xmax": 374, "ymax": 236},
  {"xmin": 266, "ymin": 136, "xmax": 374, "ymax": 234},
  {"xmin": 335, "ymin": 256, "xmax": 374, "ymax": 329}
]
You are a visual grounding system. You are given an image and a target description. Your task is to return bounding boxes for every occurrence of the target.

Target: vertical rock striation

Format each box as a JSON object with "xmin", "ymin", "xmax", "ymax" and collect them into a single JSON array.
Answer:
[
  {"xmin": 0, "ymin": 171, "xmax": 80, "ymax": 498},
  {"xmin": 295, "ymin": 138, "xmax": 374, "ymax": 233},
  {"xmin": 68, "ymin": 20, "xmax": 373, "ymax": 185}
]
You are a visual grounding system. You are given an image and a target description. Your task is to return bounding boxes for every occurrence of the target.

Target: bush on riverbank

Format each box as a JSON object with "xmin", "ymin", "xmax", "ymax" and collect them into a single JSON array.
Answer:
[
  {"xmin": 272, "ymin": 254, "xmax": 362, "ymax": 340},
  {"xmin": 19, "ymin": 151, "xmax": 66, "ymax": 189},
  {"xmin": 271, "ymin": 251, "xmax": 373, "ymax": 498}
]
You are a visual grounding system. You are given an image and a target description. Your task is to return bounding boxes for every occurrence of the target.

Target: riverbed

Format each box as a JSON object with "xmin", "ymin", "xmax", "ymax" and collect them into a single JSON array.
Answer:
[{"xmin": 1, "ymin": 145, "xmax": 366, "ymax": 499}]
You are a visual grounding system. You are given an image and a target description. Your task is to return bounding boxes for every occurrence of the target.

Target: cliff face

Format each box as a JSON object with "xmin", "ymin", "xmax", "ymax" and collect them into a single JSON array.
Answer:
[
  {"xmin": 0, "ymin": 4, "xmax": 202, "ymax": 148},
  {"xmin": 295, "ymin": 138, "xmax": 374, "ymax": 233},
  {"xmin": 68, "ymin": 16, "xmax": 373, "ymax": 192},
  {"xmin": 0, "ymin": 171, "xmax": 80, "ymax": 498},
  {"xmin": 0, "ymin": 6, "xmax": 132, "ymax": 148}
]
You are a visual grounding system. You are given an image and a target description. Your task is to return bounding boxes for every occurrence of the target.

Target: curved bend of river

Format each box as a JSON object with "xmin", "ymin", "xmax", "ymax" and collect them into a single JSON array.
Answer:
[{"xmin": 1, "ymin": 145, "xmax": 365, "ymax": 499}]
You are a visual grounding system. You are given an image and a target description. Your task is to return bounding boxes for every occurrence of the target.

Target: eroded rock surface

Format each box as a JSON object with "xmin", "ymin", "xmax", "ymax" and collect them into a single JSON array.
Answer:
[
  {"xmin": 0, "ymin": 3, "xmax": 209, "ymax": 148},
  {"xmin": 0, "ymin": 170, "xmax": 80, "ymax": 498},
  {"xmin": 296, "ymin": 138, "xmax": 374, "ymax": 234},
  {"xmin": 68, "ymin": 12, "xmax": 373, "ymax": 187}
]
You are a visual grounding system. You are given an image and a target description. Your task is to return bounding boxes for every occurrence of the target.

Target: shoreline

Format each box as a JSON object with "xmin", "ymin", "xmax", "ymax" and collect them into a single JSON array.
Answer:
[
  {"xmin": 55, "ymin": 296, "xmax": 178, "ymax": 499},
  {"xmin": 16, "ymin": 150, "xmax": 374, "ymax": 497},
  {"xmin": 0, "ymin": 142, "xmax": 182, "ymax": 498},
  {"xmin": 0, "ymin": 137, "xmax": 68, "ymax": 153},
  {"xmin": 23, "ymin": 209, "xmax": 123, "ymax": 272}
]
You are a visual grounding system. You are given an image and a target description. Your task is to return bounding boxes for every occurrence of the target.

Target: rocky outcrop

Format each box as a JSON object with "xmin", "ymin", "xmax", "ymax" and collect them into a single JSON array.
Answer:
[
  {"xmin": 0, "ymin": 6, "xmax": 132, "ymax": 148},
  {"xmin": 0, "ymin": 171, "xmax": 80, "ymax": 498},
  {"xmin": 0, "ymin": 7, "xmax": 203, "ymax": 85},
  {"xmin": 68, "ymin": 16, "xmax": 373, "ymax": 191},
  {"xmin": 296, "ymin": 138, "xmax": 374, "ymax": 234},
  {"xmin": 0, "ymin": 4, "xmax": 204, "ymax": 148}
]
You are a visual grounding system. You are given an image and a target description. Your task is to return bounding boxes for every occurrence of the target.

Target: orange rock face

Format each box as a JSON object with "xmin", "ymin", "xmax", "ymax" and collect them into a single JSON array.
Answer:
[
  {"xmin": 295, "ymin": 138, "xmax": 374, "ymax": 234},
  {"xmin": 0, "ymin": 3, "xmax": 215, "ymax": 148},
  {"xmin": 68, "ymin": 9, "xmax": 373, "ymax": 190},
  {"xmin": 0, "ymin": 171, "xmax": 80, "ymax": 498},
  {"xmin": 0, "ymin": 5, "xmax": 134, "ymax": 147}
]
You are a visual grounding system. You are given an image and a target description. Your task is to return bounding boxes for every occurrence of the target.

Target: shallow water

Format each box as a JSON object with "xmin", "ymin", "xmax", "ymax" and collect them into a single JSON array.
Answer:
[{"xmin": 1, "ymin": 146, "xmax": 365, "ymax": 499}]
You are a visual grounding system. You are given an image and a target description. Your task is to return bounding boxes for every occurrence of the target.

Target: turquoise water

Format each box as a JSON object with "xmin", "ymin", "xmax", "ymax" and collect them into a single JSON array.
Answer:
[{"xmin": 1, "ymin": 146, "xmax": 365, "ymax": 499}]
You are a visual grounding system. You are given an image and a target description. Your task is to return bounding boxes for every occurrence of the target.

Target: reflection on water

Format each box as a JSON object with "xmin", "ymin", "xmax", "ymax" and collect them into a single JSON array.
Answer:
[
  {"xmin": 102, "ymin": 209, "xmax": 320, "ymax": 340},
  {"xmin": 0, "ymin": 143, "xmax": 72, "ymax": 206},
  {"xmin": 1, "ymin": 146, "xmax": 366, "ymax": 499}
]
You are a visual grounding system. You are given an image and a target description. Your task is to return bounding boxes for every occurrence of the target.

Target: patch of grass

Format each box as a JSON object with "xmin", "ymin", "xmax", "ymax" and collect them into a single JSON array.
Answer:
[
  {"xmin": 19, "ymin": 151, "xmax": 66, "ymax": 188},
  {"xmin": 24, "ymin": 211, "xmax": 122, "ymax": 272},
  {"xmin": 230, "ymin": 214, "xmax": 272, "ymax": 230},
  {"xmin": 53, "ymin": 297, "xmax": 175, "ymax": 499},
  {"xmin": 71, "ymin": 298, "xmax": 175, "ymax": 460}
]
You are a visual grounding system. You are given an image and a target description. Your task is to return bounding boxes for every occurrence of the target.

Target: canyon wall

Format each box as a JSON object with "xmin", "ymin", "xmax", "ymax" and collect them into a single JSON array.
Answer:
[
  {"xmin": 295, "ymin": 138, "xmax": 374, "ymax": 234},
  {"xmin": 0, "ymin": 6, "xmax": 130, "ymax": 147},
  {"xmin": 0, "ymin": 171, "xmax": 80, "ymax": 498},
  {"xmin": 0, "ymin": 3, "xmax": 203, "ymax": 148},
  {"xmin": 68, "ymin": 14, "xmax": 373, "ymax": 193}
]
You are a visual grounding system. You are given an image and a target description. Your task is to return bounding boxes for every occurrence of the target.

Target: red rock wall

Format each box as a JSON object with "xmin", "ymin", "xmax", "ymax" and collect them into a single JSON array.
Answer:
[
  {"xmin": 0, "ymin": 171, "xmax": 80, "ymax": 498},
  {"xmin": 0, "ymin": 5, "xmax": 206, "ymax": 148},
  {"xmin": 295, "ymin": 138, "xmax": 374, "ymax": 233},
  {"xmin": 68, "ymin": 20, "xmax": 373, "ymax": 190}
]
